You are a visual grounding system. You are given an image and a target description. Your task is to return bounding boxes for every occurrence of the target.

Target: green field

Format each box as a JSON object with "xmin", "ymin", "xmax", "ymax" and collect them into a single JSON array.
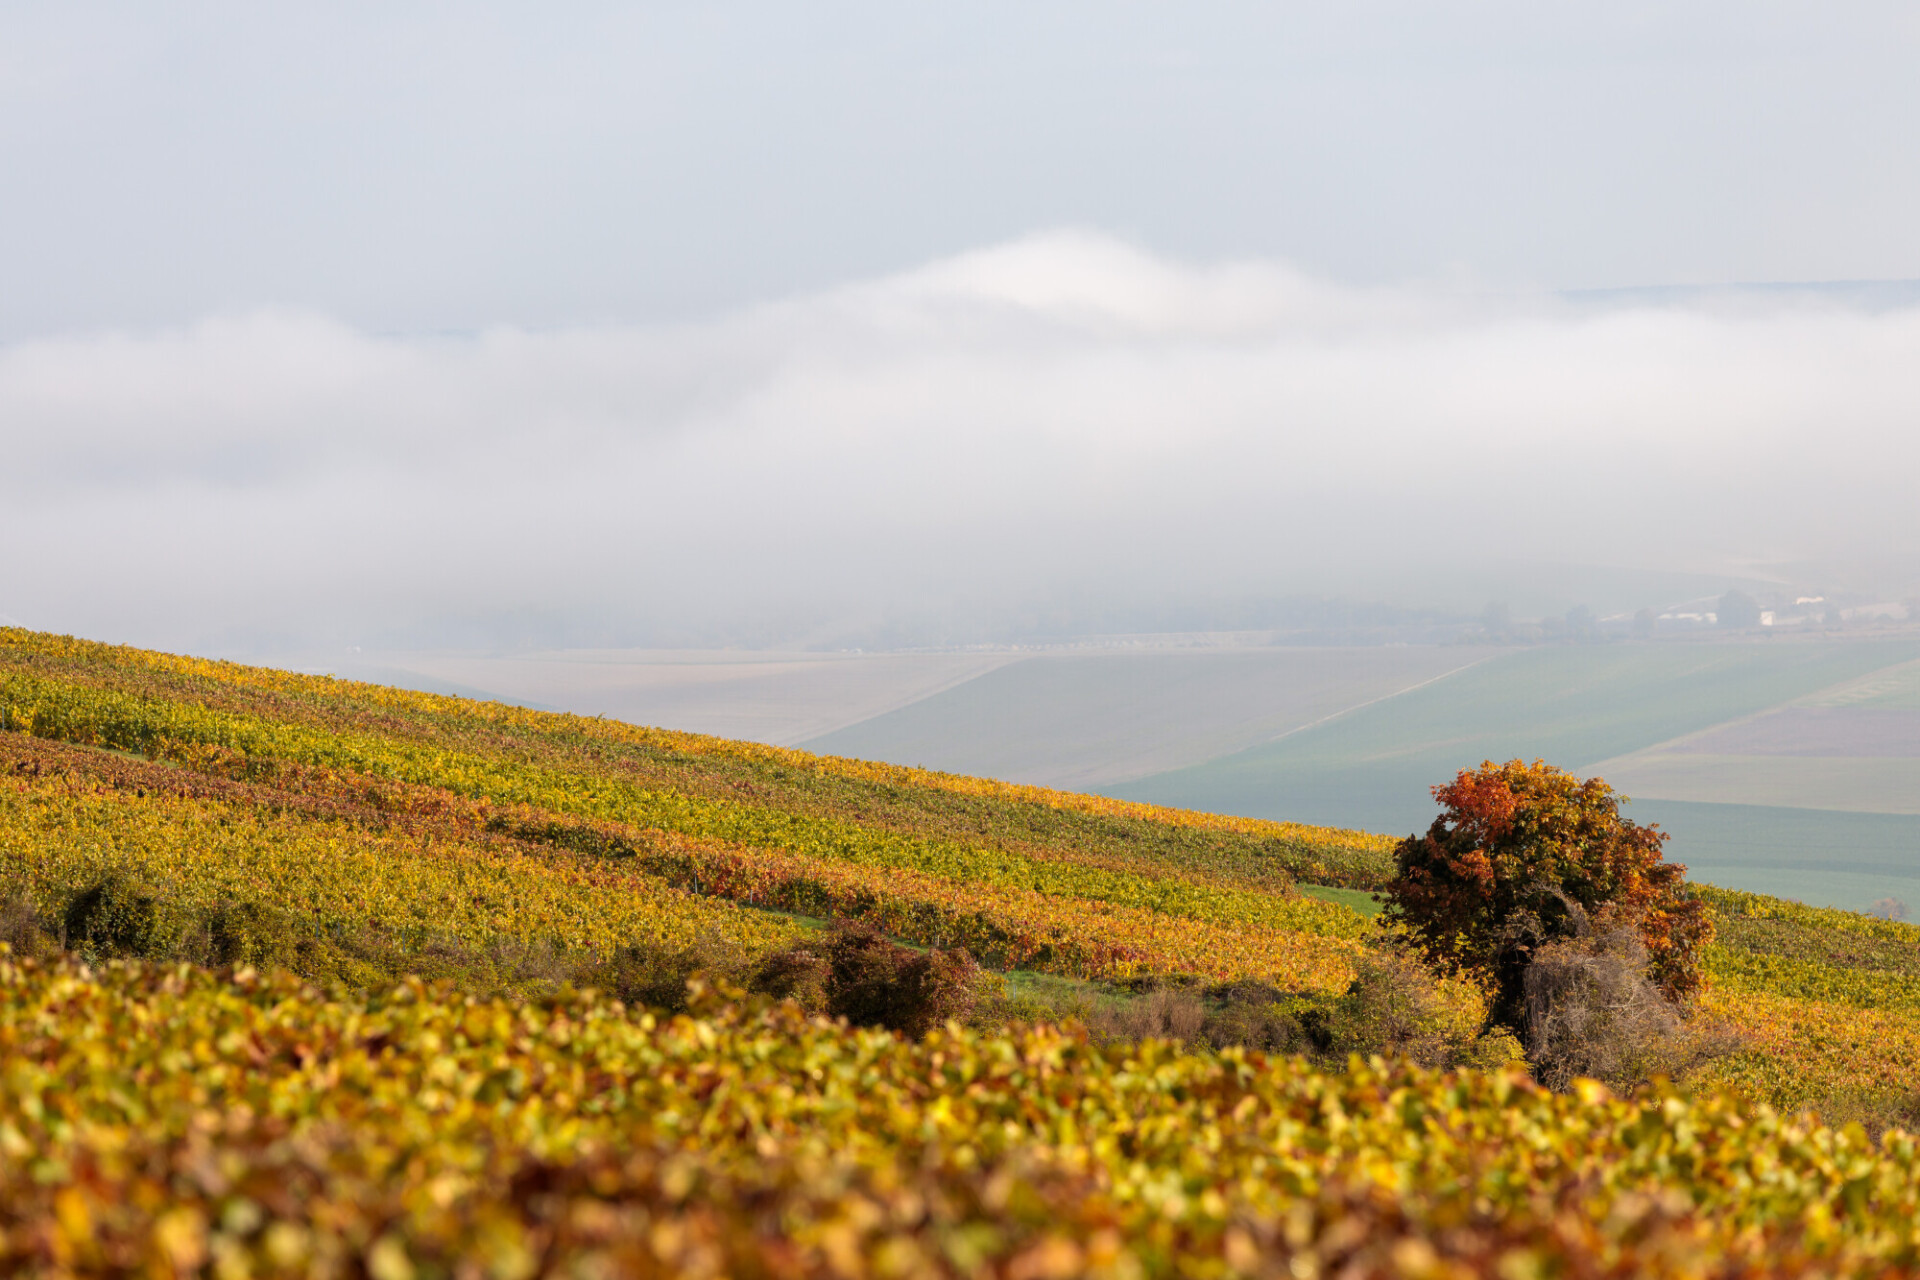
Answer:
[
  {"xmin": 1106, "ymin": 639, "xmax": 1920, "ymax": 848},
  {"xmin": 1808, "ymin": 657, "xmax": 1920, "ymax": 708},
  {"xmin": 1629, "ymin": 799, "xmax": 1920, "ymax": 912}
]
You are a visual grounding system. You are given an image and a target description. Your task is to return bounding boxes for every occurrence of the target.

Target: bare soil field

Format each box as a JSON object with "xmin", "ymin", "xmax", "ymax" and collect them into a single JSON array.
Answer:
[
  {"xmin": 1664, "ymin": 707, "xmax": 1920, "ymax": 756},
  {"xmin": 1576, "ymin": 657, "xmax": 1920, "ymax": 813},
  {"xmin": 1590, "ymin": 754, "xmax": 1920, "ymax": 814}
]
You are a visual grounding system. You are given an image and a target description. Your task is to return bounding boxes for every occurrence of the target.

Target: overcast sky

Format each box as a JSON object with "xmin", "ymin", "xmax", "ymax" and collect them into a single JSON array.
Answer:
[
  {"xmin": 3, "ymin": 4, "xmax": 1918, "ymax": 650},
  {"xmin": 6, "ymin": 1, "xmax": 1920, "ymax": 338}
]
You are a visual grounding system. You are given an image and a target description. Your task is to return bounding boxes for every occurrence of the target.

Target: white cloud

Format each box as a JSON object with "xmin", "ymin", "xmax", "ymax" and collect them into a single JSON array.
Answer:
[{"xmin": 3, "ymin": 231, "xmax": 1917, "ymax": 650}]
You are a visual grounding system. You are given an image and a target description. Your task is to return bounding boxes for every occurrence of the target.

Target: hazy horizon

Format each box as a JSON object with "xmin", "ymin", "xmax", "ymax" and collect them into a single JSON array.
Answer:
[{"xmin": 5, "ymin": 233, "xmax": 1918, "ymax": 655}]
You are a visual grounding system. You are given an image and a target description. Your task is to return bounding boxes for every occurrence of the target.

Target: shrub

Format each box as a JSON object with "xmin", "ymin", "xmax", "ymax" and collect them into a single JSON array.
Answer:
[
  {"xmin": 585, "ymin": 935, "xmax": 758, "ymax": 1013},
  {"xmin": 1323, "ymin": 950, "xmax": 1459, "ymax": 1067},
  {"xmin": 1180, "ymin": 960, "xmax": 1494, "ymax": 1067},
  {"xmin": 1353, "ymin": 956, "xmax": 1514, "ymax": 1071},
  {"xmin": 1463, "ymin": 1026, "xmax": 1528, "ymax": 1073},
  {"xmin": 1201, "ymin": 980, "xmax": 1310, "ymax": 1053},
  {"xmin": 822, "ymin": 921, "xmax": 905, "ymax": 1026},
  {"xmin": 904, "ymin": 946, "xmax": 982, "ymax": 1035},
  {"xmin": 1522, "ymin": 927, "xmax": 1689, "ymax": 1091},
  {"xmin": 749, "ymin": 946, "xmax": 830, "ymax": 1010},
  {"xmin": 1105, "ymin": 985, "xmax": 1208, "ymax": 1046},
  {"xmin": 0, "ymin": 887, "xmax": 55, "ymax": 960},
  {"xmin": 63, "ymin": 870, "xmax": 180, "ymax": 960},
  {"xmin": 823, "ymin": 920, "xmax": 980, "ymax": 1037},
  {"xmin": 1384, "ymin": 759, "xmax": 1711, "ymax": 1024},
  {"xmin": 206, "ymin": 898, "xmax": 298, "ymax": 970}
]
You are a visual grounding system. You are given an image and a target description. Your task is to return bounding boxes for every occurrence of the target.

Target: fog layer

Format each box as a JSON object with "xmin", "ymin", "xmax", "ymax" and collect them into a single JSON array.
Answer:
[{"xmin": 4, "ymin": 233, "xmax": 1916, "ymax": 651}]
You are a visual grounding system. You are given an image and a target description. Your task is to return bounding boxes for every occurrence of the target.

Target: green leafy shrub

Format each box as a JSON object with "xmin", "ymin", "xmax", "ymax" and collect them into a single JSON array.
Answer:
[
  {"xmin": 62, "ymin": 869, "xmax": 183, "ymax": 960},
  {"xmin": 1201, "ymin": 981, "xmax": 1314, "ymax": 1053},
  {"xmin": 206, "ymin": 898, "xmax": 298, "ymax": 970},
  {"xmin": 1463, "ymin": 1026, "xmax": 1528, "ymax": 1072},
  {"xmin": 1323, "ymin": 950, "xmax": 1462, "ymax": 1066}
]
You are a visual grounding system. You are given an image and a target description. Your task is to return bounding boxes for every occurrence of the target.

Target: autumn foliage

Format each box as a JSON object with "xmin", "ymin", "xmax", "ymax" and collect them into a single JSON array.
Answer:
[{"xmin": 1384, "ymin": 759, "xmax": 1711, "ymax": 1018}]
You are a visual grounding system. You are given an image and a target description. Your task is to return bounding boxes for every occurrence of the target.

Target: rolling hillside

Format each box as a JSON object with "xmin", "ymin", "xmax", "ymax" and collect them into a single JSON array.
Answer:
[
  {"xmin": 6, "ymin": 625, "xmax": 1920, "ymax": 1105},
  {"xmin": 9, "ymin": 626, "xmax": 1920, "ymax": 1275},
  {"xmin": 312, "ymin": 638, "xmax": 1920, "ymax": 911},
  {"xmin": 334, "ymin": 646, "xmax": 1026, "ymax": 745}
]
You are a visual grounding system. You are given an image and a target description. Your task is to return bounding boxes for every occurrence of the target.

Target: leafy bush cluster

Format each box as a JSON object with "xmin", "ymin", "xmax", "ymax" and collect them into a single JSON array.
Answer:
[
  {"xmin": 20, "ymin": 857, "xmax": 996, "ymax": 1040},
  {"xmin": 584, "ymin": 920, "xmax": 983, "ymax": 1036},
  {"xmin": 816, "ymin": 919, "xmax": 982, "ymax": 1035},
  {"xmin": 997, "ymin": 949, "xmax": 1523, "ymax": 1073}
]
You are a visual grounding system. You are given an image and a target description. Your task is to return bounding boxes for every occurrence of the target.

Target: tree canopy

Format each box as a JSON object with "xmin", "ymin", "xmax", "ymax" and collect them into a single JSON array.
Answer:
[{"xmin": 1383, "ymin": 759, "xmax": 1711, "ymax": 1020}]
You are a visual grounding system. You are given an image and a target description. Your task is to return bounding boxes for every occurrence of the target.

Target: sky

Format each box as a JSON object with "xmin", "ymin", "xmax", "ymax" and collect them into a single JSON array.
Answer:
[{"xmin": 3, "ymin": 3, "xmax": 1919, "ymax": 651}]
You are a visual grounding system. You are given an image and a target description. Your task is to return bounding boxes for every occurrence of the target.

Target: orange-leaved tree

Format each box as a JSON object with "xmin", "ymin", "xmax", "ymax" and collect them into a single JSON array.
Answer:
[{"xmin": 1383, "ymin": 759, "xmax": 1711, "ymax": 1021}]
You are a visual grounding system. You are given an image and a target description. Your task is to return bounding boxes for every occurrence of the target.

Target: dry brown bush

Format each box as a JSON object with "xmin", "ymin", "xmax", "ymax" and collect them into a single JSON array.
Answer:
[
  {"xmin": 1523, "ymin": 927, "xmax": 1715, "ymax": 1092},
  {"xmin": 822, "ymin": 920, "xmax": 980, "ymax": 1037},
  {"xmin": 1099, "ymin": 985, "xmax": 1208, "ymax": 1046},
  {"xmin": 0, "ymin": 887, "xmax": 55, "ymax": 959},
  {"xmin": 1202, "ymin": 980, "xmax": 1312, "ymax": 1053}
]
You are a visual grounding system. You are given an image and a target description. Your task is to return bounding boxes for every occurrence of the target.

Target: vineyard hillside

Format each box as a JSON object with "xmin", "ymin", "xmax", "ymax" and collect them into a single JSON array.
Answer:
[{"xmin": 8, "ymin": 626, "xmax": 1920, "ymax": 1276}]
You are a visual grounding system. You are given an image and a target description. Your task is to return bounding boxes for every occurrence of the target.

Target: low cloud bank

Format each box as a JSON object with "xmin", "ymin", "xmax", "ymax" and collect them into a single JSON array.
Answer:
[{"xmin": 4, "ymin": 232, "xmax": 1917, "ymax": 652}]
